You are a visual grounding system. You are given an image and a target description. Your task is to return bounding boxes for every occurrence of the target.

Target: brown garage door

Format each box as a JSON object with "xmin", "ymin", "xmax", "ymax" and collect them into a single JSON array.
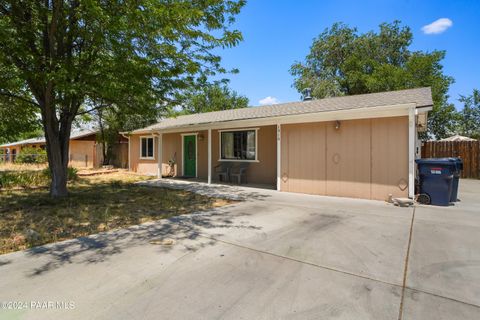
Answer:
[{"xmin": 281, "ymin": 116, "xmax": 409, "ymax": 200}]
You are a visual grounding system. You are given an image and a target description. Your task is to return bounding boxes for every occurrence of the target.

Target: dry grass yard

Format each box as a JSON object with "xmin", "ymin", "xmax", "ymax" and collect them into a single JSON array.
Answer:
[{"xmin": 0, "ymin": 170, "xmax": 231, "ymax": 254}]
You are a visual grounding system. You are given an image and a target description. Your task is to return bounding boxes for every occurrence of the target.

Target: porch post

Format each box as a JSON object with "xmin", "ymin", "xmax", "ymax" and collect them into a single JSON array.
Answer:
[
  {"xmin": 208, "ymin": 128, "xmax": 212, "ymax": 184},
  {"xmin": 277, "ymin": 124, "xmax": 281, "ymax": 191},
  {"xmin": 408, "ymin": 106, "xmax": 415, "ymax": 198},
  {"xmin": 127, "ymin": 136, "xmax": 131, "ymax": 171},
  {"xmin": 121, "ymin": 134, "xmax": 131, "ymax": 171},
  {"xmin": 157, "ymin": 133, "xmax": 163, "ymax": 179}
]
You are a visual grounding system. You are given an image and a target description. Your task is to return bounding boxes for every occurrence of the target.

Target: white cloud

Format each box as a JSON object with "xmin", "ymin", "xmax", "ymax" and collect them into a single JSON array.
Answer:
[
  {"xmin": 258, "ymin": 96, "xmax": 279, "ymax": 105},
  {"xmin": 421, "ymin": 18, "xmax": 453, "ymax": 34}
]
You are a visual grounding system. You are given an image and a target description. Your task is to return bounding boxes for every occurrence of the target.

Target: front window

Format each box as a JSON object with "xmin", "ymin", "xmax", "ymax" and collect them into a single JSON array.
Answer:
[
  {"xmin": 140, "ymin": 137, "xmax": 154, "ymax": 159},
  {"xmin": 220, "ymin": 130, "xmax": 256, "ymax": 161}
]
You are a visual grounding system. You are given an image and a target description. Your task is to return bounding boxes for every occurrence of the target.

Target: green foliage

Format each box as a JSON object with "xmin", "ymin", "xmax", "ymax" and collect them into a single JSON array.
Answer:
[
  {"xmin": 87, "ymin": 104, "xmax": 160, "ymax": 165},
  {"xmin": 89, "ymin": 80, "xmax": 248, "ymax": 165},
  {"xmin": 0, "ymin": 0, "xmax": 246, "ymax": 112},
  {"xmin": 15, "ymin": 147, "xmax": 47, "ymax": 164},
  {"xmin": 457, "ymin": 89, "xmax": 480, "ymax": 139},
  {"xmin": 0, "ymin": 104, "xmax": 41, "ymax": 144},
  {"xmin": 178, "ymin": 81, "xmax": 249, "ymax": 114},
  {"xmin": 290, "ymin": 21, "xmax": 456, "ymax": 139},
  {"xmin": 0, "ymin": 167, "xmax": 77, "ymax": 189},
  {"xmin": 43, "ymin": 167, "xmax": 78, "ymax": 182},
  {"xmin": 0, "ymin": 0, "xmax": 245, "ymax": 196},
  {"xmin": 0, "ymin": 170, "xmax": 48, "ymax": 189}
]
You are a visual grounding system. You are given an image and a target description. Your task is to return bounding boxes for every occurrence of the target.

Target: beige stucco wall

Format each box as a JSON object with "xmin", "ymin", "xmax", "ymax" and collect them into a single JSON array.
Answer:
[
  {"xmin": 212, "ymin": 125, "xmax": 277, "ymax": 185},
  {"xmin": 129, "ymin": 131, "xmax": 209, "ymax": 177},
  {"xmin": 129, "ymin": 117, "xmax": 408, "ymax": 200},
  {"xmin": 129, "ymin": 125, "xmax": 277, "ymax": 186},
  {"xmin": 281, "ymin": 116, "xmax": 409, "ymax": 200},
  {"xmin": 280, "ymin": 122, "xmax": 327, "ymax": 195},
  {"xmin": 1, "ymin": 140, "xmax": 99, "ymax": 168},
  {"xmin": 69, "ymin": 140, "xmax": 97, "ymax": 168},
  {"xmin": 161, "ymin": 130, "xmax": 208, "ymax": 178},
  {"xmin": 371, "ymin": 117, "xmax": 409, "ymax": 199},
  {"xmin": 130, "ymin": 135, "xmax": 159, "ymax": 175}
]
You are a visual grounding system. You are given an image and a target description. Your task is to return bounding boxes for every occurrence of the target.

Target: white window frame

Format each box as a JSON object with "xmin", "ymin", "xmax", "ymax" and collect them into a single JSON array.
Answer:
[
  {"xmin": 139, "ymin": 136, "xmax": 155, "ymax": 160},
  {"xmin": 218, "ymin": 128, "xmax": 259, "ymax": 162}
]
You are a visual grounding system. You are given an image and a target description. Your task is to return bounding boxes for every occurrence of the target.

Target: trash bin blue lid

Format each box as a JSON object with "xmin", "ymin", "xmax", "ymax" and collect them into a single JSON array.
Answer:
[
  {"xmin": 447, "ymin": 157, "xmax": 463, "ymax": 164},
  {"xmin": 415, "ymin": 158, "xmax": 457, "ymax": 166}
]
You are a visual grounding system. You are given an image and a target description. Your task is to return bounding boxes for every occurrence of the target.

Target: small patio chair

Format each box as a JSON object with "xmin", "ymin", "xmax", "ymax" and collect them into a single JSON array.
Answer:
[
  {"xmin": 230, "ymin": 163, "xmax": 250, "ymax": 184},
  {"xmin": 215, "ymin": 163, "xmax": 232, "ymax": 182}
]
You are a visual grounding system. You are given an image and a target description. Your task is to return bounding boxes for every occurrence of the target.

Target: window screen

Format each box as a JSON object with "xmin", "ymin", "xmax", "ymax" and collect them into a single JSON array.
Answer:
[{"xmin": 220, "ymin": 130, "xmax": 256, "ymax": 160}]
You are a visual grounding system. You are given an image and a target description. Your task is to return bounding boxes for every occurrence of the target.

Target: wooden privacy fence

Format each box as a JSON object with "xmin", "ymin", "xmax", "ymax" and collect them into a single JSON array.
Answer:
[
  {"xmin": 421, "ymin": 141, "xmax": 480, "ymax": 179},
  {"xmin": 109, "ymin": 142, "xmax": 128, "ymax": 169}
]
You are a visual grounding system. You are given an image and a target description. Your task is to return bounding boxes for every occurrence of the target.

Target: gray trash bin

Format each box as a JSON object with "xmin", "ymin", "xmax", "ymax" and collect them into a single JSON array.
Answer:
[{"xmin": 448, "ymin": 157, "xmax": 463, "ymax": 202}]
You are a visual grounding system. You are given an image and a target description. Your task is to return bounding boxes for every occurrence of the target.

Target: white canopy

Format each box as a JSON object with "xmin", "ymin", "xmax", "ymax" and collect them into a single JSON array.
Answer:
[{"xmin": 439, "ymin": 134, "xmax": 477, "ymax": 142}]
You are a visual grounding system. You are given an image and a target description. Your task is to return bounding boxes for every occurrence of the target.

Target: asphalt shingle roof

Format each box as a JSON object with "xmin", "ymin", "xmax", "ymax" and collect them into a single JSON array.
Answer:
[
  {"xmin": 0, "ymin": 129, "xmax": 98, "ymax": 148},
  {"xmin": 134, "ymin": 87, "xmax": 432, "ymax": 133}
]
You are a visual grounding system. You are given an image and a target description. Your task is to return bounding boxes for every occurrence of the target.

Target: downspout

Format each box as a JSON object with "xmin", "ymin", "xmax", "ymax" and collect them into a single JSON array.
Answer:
[
  {"xmin": 277, "ymin": 124, "xmax": 281, "ymax": 191},
  {"xmin": 408, "ymin": 106, "xmax": 416, "ymax": 199},
  {"xmin": 208, "ymin": 128, "xmax": 212, "ymax": 184}
]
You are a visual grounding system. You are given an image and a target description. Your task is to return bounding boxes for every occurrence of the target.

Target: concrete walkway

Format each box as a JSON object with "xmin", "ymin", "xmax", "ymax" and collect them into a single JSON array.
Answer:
[
  {"xmin": 0, "ymin": 179, "xmax": 479, "ymax": 319},
  {"xmin": 138, "ymin": 178, "xmax": 277, "ymax": 200}
]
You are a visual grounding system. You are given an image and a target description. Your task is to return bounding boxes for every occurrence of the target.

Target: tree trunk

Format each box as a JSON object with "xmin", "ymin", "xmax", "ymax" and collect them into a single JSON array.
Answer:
[
  {"xmin": 43, "ymin": 121, "xmax": 72, "ymax": 198},
  {"xmin": 97, "ymin": 109, "xmax": 108, "ymax": 165},
  {"xmin": 40, "ymin": 89, "xmax": 73, "ymax": 198},
  {"xmin": 48, "ymin": 148, "xmax": 69, "ymax": 197}
]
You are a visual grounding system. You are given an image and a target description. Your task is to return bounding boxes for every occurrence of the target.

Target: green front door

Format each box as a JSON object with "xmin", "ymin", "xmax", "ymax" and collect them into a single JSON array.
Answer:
[{"xmin": 183, "ymin": 135, "xmax": 196, "ymax": 177}]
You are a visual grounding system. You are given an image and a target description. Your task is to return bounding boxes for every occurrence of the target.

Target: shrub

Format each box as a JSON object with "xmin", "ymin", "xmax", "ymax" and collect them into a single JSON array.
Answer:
[
  {"xmin": 42, "ymin": 167, "xmax": 78, "ymax": 182},
  {"xmin": 0, "ymin": 167, "xmax": 78, "ymax": 189},
  {"xmin": 0, "ymin": 170, "xmax": 49, "ymax": 189},
  {"xmin": 16, "ymin": 147, "xmax": 47, "ymax": 164}
]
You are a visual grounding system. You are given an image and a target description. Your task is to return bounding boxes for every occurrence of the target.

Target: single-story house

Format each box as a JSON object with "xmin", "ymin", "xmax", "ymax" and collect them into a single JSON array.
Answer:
[
  {"xmin": 125, "ymin": 87, "xmax": 432, "ymax": 201},
  {"xmin": 0, "ymin": 129, "xmax": 103, "ymax": 168}
]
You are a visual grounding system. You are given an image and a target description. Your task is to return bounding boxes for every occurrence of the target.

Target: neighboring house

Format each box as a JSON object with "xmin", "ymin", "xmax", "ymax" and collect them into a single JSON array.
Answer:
[
  {"xmin": 125, "ymin": 87, "xmax": 432, "ymax": 201},
  {"xmin": 0, "ymin": 130, "xmax": 103, "ymax": 168}
]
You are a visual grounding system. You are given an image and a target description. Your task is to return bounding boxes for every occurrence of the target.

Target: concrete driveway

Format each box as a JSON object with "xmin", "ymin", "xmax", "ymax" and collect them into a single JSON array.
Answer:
[{"xmin": 0, "ymin": 180, "xmax": 479, "ymax": 319}]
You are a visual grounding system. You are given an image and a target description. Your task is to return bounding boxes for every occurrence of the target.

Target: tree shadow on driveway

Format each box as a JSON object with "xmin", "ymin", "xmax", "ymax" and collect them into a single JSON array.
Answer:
[
  {"xmin": 21, "ymin": 204, "xmax": 262, "ymax": 277},
  {"xmin": 138, "ymin": 179, "xmax": 273, "ymax": 202}
]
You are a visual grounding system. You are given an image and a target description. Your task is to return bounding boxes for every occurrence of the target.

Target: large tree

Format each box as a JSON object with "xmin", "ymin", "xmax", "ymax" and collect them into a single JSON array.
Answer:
[
  {"xmin": 89, "ymin": 81, "xmax": 248, "ymax": 165},
  {"xmin": 178, "ymin": 80, "xmax": 248, "ymax": 114},
  {"xmin": 290, "ymin": 21, "xmax": 456, "ymax": 139},
  {"xmin": 0, "ymin": 0, "xmax": 245, "ymax": 197},
  {"xmin": 90, "ymin": 101, "xmax": 160, "ymax": 166},
  {"xmin": 457, "ymin": 89, "xmax": 480, "ymax": 139}
]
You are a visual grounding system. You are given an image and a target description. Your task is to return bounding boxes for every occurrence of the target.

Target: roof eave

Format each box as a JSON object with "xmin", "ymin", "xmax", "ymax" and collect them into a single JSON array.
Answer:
[{"xmin": 132, "ymin": 102, "xmax": 417, "ymax": 134}]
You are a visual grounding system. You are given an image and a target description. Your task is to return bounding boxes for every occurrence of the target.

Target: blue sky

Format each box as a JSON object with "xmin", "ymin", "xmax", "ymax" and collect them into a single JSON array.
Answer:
[{"xmin": 217, "ymin": 0, "xmax": 479, "ymax": 109}]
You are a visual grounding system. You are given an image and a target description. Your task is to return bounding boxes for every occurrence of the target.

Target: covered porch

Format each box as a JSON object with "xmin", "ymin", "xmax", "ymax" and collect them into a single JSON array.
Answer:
[
  {"xmin": 162, "ymin": 176, "xmax": 276, "ymax": 191},
  {"xmin": 129, "ymin": 124, "xmax": 278, "ymax": 189}
]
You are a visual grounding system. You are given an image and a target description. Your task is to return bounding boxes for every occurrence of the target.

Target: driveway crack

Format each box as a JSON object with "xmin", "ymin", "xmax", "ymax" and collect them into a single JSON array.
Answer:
[
  {"xmin": 198, "ymin": 234, "xmax": 403, "ymax": 289},
  {"xmin": 398, "ymin": 206, "xmax": 416, "ymax": 320}
]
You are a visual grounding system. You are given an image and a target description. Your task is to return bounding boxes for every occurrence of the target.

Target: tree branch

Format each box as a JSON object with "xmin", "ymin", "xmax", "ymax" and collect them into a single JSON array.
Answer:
[
  {"xmin": 0, "ymin": 90, "xmax": 40, "ymax": 107},
  {"xmin": 0, "ymin": 4, "xmax": 10, "ymax": 15},
  {"xmin": 76, "ymin": 103, "xmax": 111, "ymax": 116}
]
